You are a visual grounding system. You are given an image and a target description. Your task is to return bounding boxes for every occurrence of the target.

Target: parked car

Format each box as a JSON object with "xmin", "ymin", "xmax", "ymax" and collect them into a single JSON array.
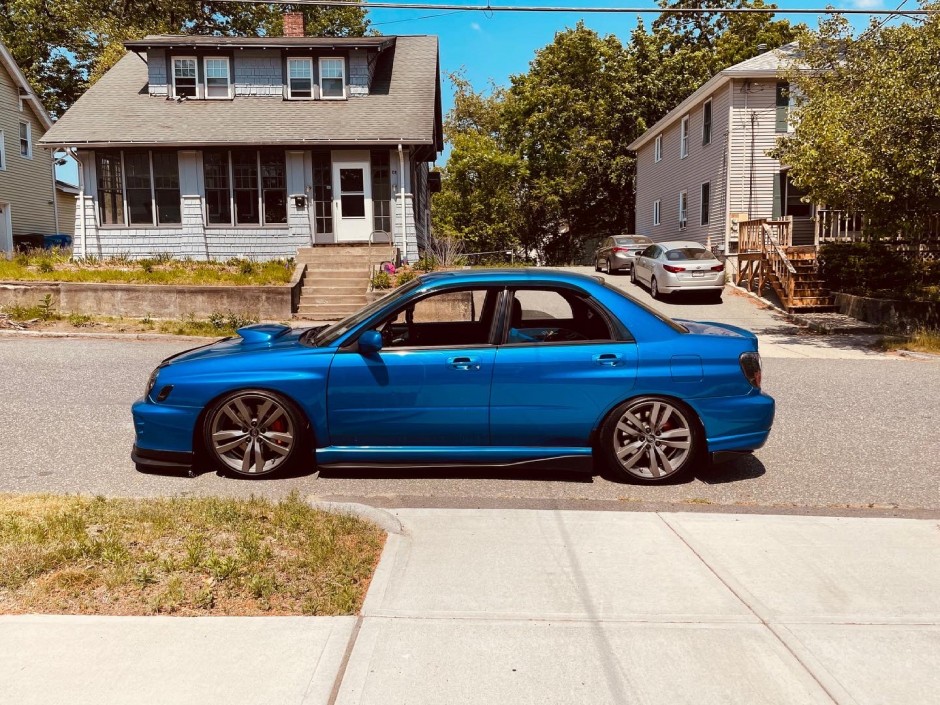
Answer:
[
  {"xmin": 593, "ymin": 234, "xmax": 653, "ymax": 274},
  {"xmin": 632, "ymin": 241, "xmax": 726, "ymax": 301},
  {"xmin": 132, "ymin": 270, "xmax": 773, "ymax": 484}
]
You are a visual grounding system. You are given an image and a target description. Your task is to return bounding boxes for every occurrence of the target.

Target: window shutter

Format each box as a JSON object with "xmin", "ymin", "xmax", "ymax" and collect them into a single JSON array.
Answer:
[{"xmin": 775, "ymin": 82, "xmax": 789, "ymax": 133}]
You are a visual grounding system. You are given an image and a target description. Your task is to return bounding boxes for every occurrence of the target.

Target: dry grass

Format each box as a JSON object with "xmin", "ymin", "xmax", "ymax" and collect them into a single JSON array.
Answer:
[
  {"xmin": 878, "ymin": 329, "xmax": 940, "ymax": 355},
  {"xmin": 0, "ymin": 249, "xmax": 293, "ymax": 286},
  {"xmin": 0, "ymin": 493, "xmax": 385, "ymax": 616}
]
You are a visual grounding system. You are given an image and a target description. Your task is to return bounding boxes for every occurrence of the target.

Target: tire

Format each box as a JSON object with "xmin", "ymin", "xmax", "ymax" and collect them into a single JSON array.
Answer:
[
  {"xmin": 595, "ymin": 258, "xmax": 602, "ymax": 272},
  {"xmin": 607, "ymin": 259, "xmax": 615, "ymax": 275},
  {"xmin": 709, "ymin": 289, "xmax": 723, "ymax": 303},
  {"xmin": 630, "ymin": 267, "xmax": 638, "ymax": 286},
  {"xmin": 599, "ymin": 396, "xmax": 701, "ymax": 483},
  {"xmin": 650, "ymin": 276, "xmax": 661, "ymax": 299},
  {"xmin": 203, "ymin": 389, "xmax": 309, "ymax": 477}
]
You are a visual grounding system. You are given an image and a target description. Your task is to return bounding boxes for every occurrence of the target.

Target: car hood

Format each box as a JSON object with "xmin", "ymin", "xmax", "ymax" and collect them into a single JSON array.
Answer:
[
  {"xmin": 675, "ymin": 320, "xmax": 758, "ymax": 341},
  {"xmin": 162, "ymin": 324, "xmax": 317, "ymax": 366}
]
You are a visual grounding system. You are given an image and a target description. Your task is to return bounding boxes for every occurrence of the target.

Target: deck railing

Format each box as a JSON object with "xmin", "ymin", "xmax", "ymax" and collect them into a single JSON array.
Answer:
[{"xmin": 735, "ymin": 217, "xmax": 798, "ymax": 306}]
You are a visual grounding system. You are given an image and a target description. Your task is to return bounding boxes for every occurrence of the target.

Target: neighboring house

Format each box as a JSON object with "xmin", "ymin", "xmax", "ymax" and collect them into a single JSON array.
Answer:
[
  {"xmin": 55, "ymin": 180, "xmax": 79, "ymax": 237},
  {"xmin": 628, "ymin": 43, "xmax": 814, "ymax": 252},
  {"xmin": 39, "ymin": 15, "xmax": 443, "ymax": 262},
  {"xmin": 0, "ymin": 39, "xmax": 59, "ymax": 253}
]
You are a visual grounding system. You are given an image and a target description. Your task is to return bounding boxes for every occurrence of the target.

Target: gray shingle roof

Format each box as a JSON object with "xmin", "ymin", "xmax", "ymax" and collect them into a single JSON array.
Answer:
[
  {"xmin": 40, "ymin": 35, "xmax": 441, "ymax": 150},
  {"xmin": 125, "ymin": 35, "xmax": 395, "ymax": 50}
]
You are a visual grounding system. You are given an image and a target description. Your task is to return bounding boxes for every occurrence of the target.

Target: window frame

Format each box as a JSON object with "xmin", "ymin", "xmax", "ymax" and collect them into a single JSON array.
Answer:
[
  {"xmin": 203, "ymin": 56, "xmax": 232, "ymax": 100},
  {"xmin": 203, "ymin": 149, "xmax": 234, "ymax": 226},
  {"xmin": 94, "ymin": 150, "xmax": 182, "ymax": 228},
  {"xmin": 204, "ymin": 149, "xmax": 288, "ymax": 227},
  {"xmin": 679, "ymin": 115, "xmax": 689, "ymax": 159},
  {"xmin": 286, "ymin": 57, "xmax": 315, "ymax": 100},
  {"xmin": 171, "ymin": 56, "xmax": 199, "ymax": 99},
  {"xmin": 318, "ymin": 56, "xmax": 346, "ymax": 100},
  {"xmin": 653, "ymin": 199, "xmax": 661, "ymax": 227},
  {"xmin": 678, "ymin": 191, "xmax": 688, "ymax": 229},
  {"xmin": 700, "ymin": 182, "xmax": 711, "ymax": 226},
  {"xmin": 654, "ymin": 135, "xmax": 662, "ymax": 163},
  {"xmin": 702, "ymin": 99, "xmax": 712, "ymax": 146},
  {"xmin": 19, "ymin": 122, "xmax": 31, "ymax": 159}
]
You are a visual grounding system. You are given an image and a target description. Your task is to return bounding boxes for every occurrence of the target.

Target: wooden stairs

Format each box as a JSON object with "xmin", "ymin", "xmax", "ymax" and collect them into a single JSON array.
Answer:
[
  {"xmin": 294, "ymin": 243, "xmax": 396, "ymax": 321},
  {"xmin": 736, "ymin": 218, "xmax": 837, "ymax": 313}
]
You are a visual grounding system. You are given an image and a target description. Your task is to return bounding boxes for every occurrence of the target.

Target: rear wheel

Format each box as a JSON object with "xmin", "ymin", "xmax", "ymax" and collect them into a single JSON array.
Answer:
[
  {"xmin": 204, "ymin": 389, "xmax": 307, "ymax": 477},
  {"xmin": 595, "ymin": 258, "xmax": 603, "ymax": 272},
  {"xmin": 607, "ymin": 259, "xmax": 615, "ymax": 275},
  {"xmin": 630, "ymin": 267, "xmax": 638, "ymax": 285},
  {"xmin": 600, "ymin": 397, "xmax": 700, "ymax": 483}
]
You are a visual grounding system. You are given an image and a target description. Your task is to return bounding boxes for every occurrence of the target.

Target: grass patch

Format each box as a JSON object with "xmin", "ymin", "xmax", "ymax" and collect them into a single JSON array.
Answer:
[
  {"xmin": 0, "ymin": 248, "xmax": 293, "ymax": 286},
  {"xmin": 878, "ymin": 328, "xmax": 940, "ymax": 355},
  {"xmin": 0, "ymin": 492, "xmax": 385, "ymax": 616}
]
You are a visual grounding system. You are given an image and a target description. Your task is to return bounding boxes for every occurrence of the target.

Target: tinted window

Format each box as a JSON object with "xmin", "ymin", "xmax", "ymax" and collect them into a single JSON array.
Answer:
[
  {"xmin": 665, "ymin": 248, "xmax": 717, "ymax": 261},
  {"xmin": 507, "ymin": 288, "xmax": 614, "ymax": 344},
  {"xmin": 615, "ymin": 236, "xmax": 652, "ymax": 246},
  {"xmin": 641, "ymin": 245, "xmax": 658, "ymax": 258}
]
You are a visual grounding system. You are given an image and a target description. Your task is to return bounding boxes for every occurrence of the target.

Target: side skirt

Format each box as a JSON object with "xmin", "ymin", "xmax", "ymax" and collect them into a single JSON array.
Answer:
[{"xmin": 315, "ymin": 446, "xmax": 595, "ymax": 474}]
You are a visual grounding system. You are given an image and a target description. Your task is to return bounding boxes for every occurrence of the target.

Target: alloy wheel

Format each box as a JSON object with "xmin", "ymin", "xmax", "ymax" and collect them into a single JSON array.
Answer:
[
  {"xmin": 209, "ymin": 393, "xmax": 295, "ymax": 476},
  {"xmin": 651, "ymin": 277, "xmax": 659, "ymax": 298},
  {"xmin": 612, "ymin": 399, "xmax": 692, "ymax": 480}
]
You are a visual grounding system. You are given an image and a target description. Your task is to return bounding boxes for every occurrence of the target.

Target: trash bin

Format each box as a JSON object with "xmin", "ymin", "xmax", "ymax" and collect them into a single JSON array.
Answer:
[
  {"xmin": 12, "ymin": 234, "xmax": 44, "ymax": 252},
  {"xmin": 43, "ymin": 234, "xmax": 72, "ymax": 249}
]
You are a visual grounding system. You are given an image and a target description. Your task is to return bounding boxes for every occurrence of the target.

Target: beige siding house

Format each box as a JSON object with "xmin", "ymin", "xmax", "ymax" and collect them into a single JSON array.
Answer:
[
  {"xmin": 0, "ymin": 40, "xmax": 58, "ymax": 252},
  {"xmin": 629, "ymin": 44, "xmax": 813, "ymax": 252}
]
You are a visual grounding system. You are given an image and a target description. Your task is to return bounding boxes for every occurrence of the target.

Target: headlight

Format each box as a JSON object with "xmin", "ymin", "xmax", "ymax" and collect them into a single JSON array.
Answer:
[{"xmin": 739, "ymin": 352, "xmax": 762, "ymax": 389}]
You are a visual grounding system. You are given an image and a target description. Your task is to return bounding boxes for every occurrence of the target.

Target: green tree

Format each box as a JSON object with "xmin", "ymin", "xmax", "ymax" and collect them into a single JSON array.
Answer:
[
  {"xmin": 772, "ymin": 9, "xmax": 940, "ymax": 242},
  {"xmin": 0, "ymin": 0, "xmax": 371, "ymax": 117}
]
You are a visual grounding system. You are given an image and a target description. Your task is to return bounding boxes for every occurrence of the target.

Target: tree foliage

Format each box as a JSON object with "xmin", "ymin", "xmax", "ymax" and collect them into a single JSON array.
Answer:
[
  {"xmin": 433, "ymin": 5, "xmax": 797, "ymax": 263},
  {"xmin": 772, "ymin": 9, "xmax": 940, "ymax": 241},
  {"xmin": 0, "ymin": 1, "xmax": 371, "ymax": 117}
]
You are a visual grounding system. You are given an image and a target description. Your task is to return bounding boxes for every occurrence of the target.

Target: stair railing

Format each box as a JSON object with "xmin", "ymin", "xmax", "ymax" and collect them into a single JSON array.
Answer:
[{"xmin": 762, "ymin": 223, "xmax": 797, "ymax": 306}]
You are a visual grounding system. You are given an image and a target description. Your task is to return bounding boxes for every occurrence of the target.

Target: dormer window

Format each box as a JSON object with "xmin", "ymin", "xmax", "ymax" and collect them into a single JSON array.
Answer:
[
  {"xmin": 204, "ymin": 58, "xmax": 232, "ymax": 99},
  {"xmin": 287, "ymin": 58, "xmax": 314, "ymax": 99},
  {"xmin": 319, "ymin": 57, "xmax": 345, "ymax": 99},
  {"xmin": 172, "ymin": 57, "xmax": 197, "ymax": 98}
]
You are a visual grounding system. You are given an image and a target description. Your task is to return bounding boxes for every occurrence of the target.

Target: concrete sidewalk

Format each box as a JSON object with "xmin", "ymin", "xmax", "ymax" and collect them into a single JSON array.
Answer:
[{"xmin": 3, "ymin": 509, "xmax": 939, "ymax": 704}]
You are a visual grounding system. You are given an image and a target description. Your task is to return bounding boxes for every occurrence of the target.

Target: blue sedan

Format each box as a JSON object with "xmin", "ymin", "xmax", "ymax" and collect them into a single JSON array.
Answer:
[{"xmin": 132, "ymin": 270, "xmax": 774, "ymax": 483}]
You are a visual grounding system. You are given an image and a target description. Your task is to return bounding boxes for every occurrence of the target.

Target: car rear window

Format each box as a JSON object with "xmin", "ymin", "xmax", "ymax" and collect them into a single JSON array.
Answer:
[
  {"xmin": 615, "ymin": 236, "xmax": 652, "ymax": 246},
  {"xmin": 665, "ymin": 248, "xmax": 717, "ymax": 261}
]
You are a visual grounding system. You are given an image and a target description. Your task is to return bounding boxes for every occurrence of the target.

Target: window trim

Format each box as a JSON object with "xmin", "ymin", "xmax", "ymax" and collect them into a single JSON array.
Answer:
[
  {"xmin": 702, "ymin": 98, "xmax": 712, "ymax": 146},
  {"xmin": 171, "ymin": 56, "xmax": 199, "ymax": 100},
  {"xmin": 95, "ymin": 150, "xmax": 183, "ymax": 228},
  {"xmin": 318, "ymin": 56, "xmax": 346, "ymax": 100},
  {"xmin": 19, "ymin": 122, "xmax": 31, "ymax": 159},
  {"xmin": 700, "ymin": 181, "xmax": 710, "ymax": 226},
  {"xmin": 286, "ymin": 57, "xmax": 315, "ymax": 100},
  {"xmin": 679, "ymin": 116, "xmax": 689, "ymax": 159},
  {"xmin": 678, "ymin": 191, "xmax": 688, "ymax": 229},
  {"xmin": 203, "ymin": 56, "xmax": 232, "ymax": 100},
  {"xmin": 204, "ymin": 149, "xmax": 288, "ymax": 227},
  {"xmin": 654, "ymin": 135, "xmax": 662, "ymax": 163},
  {"xmin": 653, "ymin": 199, "xmax": 661, "ymax": 227}
]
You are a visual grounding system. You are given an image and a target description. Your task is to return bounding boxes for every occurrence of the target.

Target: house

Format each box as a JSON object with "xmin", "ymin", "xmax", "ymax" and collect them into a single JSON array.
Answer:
[
  {"xmin": 39, "ymin": 14, "xmax": 443, "ymax": 263},
  {"xmin": 55, "ymin": 181, "xmax": 79, "ymax": 237},
  {"xmin": 628, "ymin": 43, "xmax": 814, "ymax": 253},
  {"xmin": 0, "ymin": 39, "xmax": 59, "ymax": 252}
]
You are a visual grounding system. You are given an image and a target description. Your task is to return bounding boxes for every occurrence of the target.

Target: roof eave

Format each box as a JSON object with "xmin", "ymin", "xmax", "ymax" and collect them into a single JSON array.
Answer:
[{"xmin": 38, "ymin": 137, "xmax": 437, "ymax": 149}]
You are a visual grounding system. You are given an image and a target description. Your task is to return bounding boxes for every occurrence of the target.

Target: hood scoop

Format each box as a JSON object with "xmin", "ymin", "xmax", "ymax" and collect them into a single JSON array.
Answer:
[{"xmin": 236, "ymin": 324, "xmax": 293, "ymax": 344}]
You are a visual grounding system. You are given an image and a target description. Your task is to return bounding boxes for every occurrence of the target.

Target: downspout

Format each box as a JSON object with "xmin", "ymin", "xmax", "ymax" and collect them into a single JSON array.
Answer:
[
  {"xmin": 397, "ymin": 142, "xmax": 406, "ymax": 262},
  {"xmin": 67, "ymin": 147, "xmax": 86, "ymax": 259},
  {"xmin": 50, "ymin": 150, "xmax": 60, "ymax": 235}
]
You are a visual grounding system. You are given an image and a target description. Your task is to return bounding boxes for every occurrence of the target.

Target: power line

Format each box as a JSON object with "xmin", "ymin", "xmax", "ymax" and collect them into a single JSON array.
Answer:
[
  {"xmin": 372, "ymin": 9, "xmax": 464, "ymax": 24},
  {"xmin": 214, "ymin": 0, "xmax": 940, "ymax": 15}
]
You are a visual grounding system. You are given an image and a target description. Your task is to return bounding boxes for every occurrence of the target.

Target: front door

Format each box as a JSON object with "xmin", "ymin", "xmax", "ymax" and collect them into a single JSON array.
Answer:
[{"xmin": 331, "ymin": 150, "xmax": 373, "ymax": 242}]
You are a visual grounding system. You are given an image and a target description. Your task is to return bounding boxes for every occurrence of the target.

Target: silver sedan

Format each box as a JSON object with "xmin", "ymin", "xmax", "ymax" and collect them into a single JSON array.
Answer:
[
  {"xmin": 631, "ymin": 241, "xmax": 726, "ymax": 301},
  {"xmin": 593, "ymin": 235, "xmax": 653, "ymax": 274}
]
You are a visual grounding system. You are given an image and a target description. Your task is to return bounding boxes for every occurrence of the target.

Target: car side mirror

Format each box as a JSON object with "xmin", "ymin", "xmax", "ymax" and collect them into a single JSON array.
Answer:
[{"xmin": 358, "ymin": 329, "xmax": 383, "ymax": 355}]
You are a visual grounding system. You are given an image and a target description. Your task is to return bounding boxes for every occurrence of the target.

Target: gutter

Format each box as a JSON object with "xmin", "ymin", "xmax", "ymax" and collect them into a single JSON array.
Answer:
[{"xmin": 38, "ymin": 137, "xmax": 436, "ymax": 149}]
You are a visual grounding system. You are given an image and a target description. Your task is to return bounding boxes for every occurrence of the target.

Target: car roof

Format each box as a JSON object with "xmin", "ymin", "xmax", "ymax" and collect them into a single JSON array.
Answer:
[
  {"xmin": 417, "ymin": 268, "xmax": 606, "ymax": 288},
  {"xmin": 654, "ymin": 241, "xmax": 710, "ymax": 250}
]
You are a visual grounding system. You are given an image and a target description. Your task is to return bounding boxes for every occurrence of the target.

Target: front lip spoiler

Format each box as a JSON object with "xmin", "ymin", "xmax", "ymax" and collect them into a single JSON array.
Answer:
[
  {"xmin": 132, "ymin": 445, "xmax": 194, "ymax": 469},
  {"xmin": 710, "ymin": 450, "xmax": 754, "ymax": 465}
]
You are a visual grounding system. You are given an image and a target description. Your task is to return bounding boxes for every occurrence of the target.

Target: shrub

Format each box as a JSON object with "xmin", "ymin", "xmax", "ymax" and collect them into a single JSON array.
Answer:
[
  {"xmin": 371, "ymin": 271, "xmax": 392, "ymax": 290},
  {"xmin": 239, "ymin": 260, "xmax": 254, "ymax": 276},
  {"xmin": 139, "ymin": 259, "xmax": 156, "ymax": 274},
  {"xmin": 36, "ymin": 260, "xmax": 54, "ymax": 274},
  {"xmin": 416, "ymin": 253, "xmax": 437, "ymax": 272},
  {"xmin": 395, "ymin": 269, "xmax": 417, "ymax": 286},
  {"xmin": 818, "ymin": 242, "xmax": 922, "ymax": 298}
]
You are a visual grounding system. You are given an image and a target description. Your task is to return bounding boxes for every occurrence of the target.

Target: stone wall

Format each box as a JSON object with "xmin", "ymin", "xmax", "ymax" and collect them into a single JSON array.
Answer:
[{"xmin": 835, "ymin": 292, "xmax": 940, "ymax": 332}]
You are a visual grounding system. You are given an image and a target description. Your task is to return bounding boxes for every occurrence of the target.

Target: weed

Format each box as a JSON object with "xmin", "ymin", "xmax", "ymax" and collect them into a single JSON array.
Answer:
[
  {"xmin": 238, "ymin": 260, "xmax": 254, "ymax": 275},
  {"xmin": 395, "ymin": 269, "xmax": 417, "ymax": 286},
  {"xmin": 67, "ymin": 313, "xmax": 93, "ymax": 327},
  {"xmin": 138, "ymin": 259, "xmax": 155, "ymax": 274},
  {"xmin": 36, "ymin": 260, "xmax": 54, "ymax": 273},
  {"xmin": 37, "ymin": 294, "xmax": 56, "ymax": 321}
]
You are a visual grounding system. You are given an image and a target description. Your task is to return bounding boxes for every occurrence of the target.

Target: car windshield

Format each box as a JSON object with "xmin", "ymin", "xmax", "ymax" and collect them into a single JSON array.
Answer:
[
  {"xmin": 665, "ymin": 248, "xmax": 717, "ymax": 261},
  {"xmin": 615, "ymin": 236, "xmax": 652, "ymax": 246},
  {"xmin": 306, "ymin": 277, "xmax": 424, "ymax": 347}
]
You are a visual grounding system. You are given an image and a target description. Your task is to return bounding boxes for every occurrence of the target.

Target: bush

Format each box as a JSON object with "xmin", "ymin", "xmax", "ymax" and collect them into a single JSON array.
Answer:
[
  {"xmin": 818, "ymin": 243, "xmax": 923, "ymax": 298},
  {"xmin": 395, "ymin": 269, "xmax": 417, "ymax": 286},
  {"xmin": 371, "ymin": 271, "xmax": 392, "ymax": 290}
]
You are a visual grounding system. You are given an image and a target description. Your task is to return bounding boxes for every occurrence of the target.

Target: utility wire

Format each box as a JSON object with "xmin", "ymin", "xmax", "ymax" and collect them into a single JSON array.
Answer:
[
  {"xmin": 372, "ymin": 10, "xmax": 464, "ymax": 24},
  {"xmin": 214, "ymin": 0, "xmax": 940, "ymax": 15}
]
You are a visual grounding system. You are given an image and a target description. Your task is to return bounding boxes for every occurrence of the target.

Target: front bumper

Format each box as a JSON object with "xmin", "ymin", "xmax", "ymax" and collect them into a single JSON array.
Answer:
[
  {"xmin": 132, "ymin": 396, "xmax": 201, "ymax": 457},
  {"xmin": 132, "ymin": 445, "xmax": 194, "ymax": 469}
]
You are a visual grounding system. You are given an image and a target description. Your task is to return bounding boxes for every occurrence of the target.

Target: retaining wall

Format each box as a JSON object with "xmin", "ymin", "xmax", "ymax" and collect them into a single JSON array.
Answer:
[{"xmin": 835, "ymin": 292, "xmax": 940, "ymax": 332}]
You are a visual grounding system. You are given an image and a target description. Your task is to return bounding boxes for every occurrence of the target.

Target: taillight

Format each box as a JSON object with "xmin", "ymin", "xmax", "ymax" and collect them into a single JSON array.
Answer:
[
  {"xmin": 663, "ymin": 264, "xmax": 685, "ymax": 273},
  {"xmin": 740, "ymin": 352, "xmax": 762, "ymax": 389},
  {"xmin": 612, "ymin": 247, "xmax": 628, "ymax": 252},
  {"xmin": 711, "ymin": 264, "xmax": 725, "ymax": 272}
]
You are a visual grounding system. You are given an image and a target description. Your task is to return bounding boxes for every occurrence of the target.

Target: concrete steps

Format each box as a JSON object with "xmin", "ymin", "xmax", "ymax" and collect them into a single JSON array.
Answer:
[{"xmin": 294, "ymin": 244, "xmax": 396, "ymax": 321}]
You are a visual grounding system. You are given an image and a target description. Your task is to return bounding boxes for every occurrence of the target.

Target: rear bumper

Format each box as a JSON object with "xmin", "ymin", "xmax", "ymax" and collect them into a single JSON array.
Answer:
[
  {"xmin": 609, "ymin": 253, "xmax": 638, "ymax": 270},
  {"xmin": 693, "ymin": 392, "xmax": 775, "ymax": 454},
  {"xmin": 659, "ymin": 277, "xmax": 725, "ymax": 292}
]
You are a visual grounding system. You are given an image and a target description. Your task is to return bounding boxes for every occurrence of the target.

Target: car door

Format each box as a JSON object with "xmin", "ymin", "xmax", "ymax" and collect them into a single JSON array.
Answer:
[
  {"xmin": 489, "ymin": 287, "xmax": 638, "ymax": 448},
  {"xmin": 634, "ymin": 245, "xmax": 654, "ymax": 283},
  {"xmin": 327, "ymin": 286, "xmax": 500, "ymax": 447}
]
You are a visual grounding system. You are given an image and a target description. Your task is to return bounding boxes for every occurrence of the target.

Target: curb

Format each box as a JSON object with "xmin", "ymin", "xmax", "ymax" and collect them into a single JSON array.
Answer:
[
  {"xmin": 0, "ymin": 328, "xmax": 219, "ymax": 343},
  {"xmin": 307, "ymin": 496, "xmax": 404, "ymax": 535},
  {"xmin": 898, "ymin": 349, "xmax": 940, "ymax": 362}
]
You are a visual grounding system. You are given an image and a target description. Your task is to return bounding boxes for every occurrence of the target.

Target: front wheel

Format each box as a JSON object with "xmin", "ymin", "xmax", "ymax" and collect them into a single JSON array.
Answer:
[
  {"xmin": 630, "ymin": 267, "xmax": 639, "ymax": 285},
  {"xmin": 595, "ymin": 258, "xmax": 603, "ymax": 272},
  {"xmin": 599, "ymin": 397, "xmax": 700, "ymax": 483},
  {"xmin": 650, "ymin": 276, "xmax": 662, "ymax": 299},
  {"xmin": 204, "ymin": 389, "xmax": 307, "ymax": 477}
]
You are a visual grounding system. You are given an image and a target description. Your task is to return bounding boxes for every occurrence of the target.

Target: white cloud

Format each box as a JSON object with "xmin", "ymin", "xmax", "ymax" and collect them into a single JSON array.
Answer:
[
  {"xmin": 470, "ymin": 22, "xmax": 482, "ymax": 31},
  {"xmin": 850, "ymin": 0, "xmax": 884, "ymax": 8}
]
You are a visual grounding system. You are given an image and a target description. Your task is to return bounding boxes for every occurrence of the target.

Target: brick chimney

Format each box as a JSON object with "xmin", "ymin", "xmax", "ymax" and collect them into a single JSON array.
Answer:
[{"xmin": 283, "ymin": 12, "xmax": 305, "ymax": 38}]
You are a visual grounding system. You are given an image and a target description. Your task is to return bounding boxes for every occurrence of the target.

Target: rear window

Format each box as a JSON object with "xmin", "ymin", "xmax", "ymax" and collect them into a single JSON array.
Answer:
[
  {"xmin": 666, "ymin": 248, "xmax": 717, "ymax": 261},
  {"xmin": 615, "ymin": 236, "xmax": 652, "ymax": 246}
]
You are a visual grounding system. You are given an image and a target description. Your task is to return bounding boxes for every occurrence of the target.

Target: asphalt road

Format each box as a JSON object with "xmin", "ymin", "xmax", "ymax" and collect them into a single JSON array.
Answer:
[{"xmin": 1, "ymin": 299, "xmax": 938, "ymax": 511}]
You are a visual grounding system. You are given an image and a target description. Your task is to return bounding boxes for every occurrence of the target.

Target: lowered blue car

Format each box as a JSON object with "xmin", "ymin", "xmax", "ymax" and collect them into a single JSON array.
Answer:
[{"xmin": 132, "ymin": 269, "xmax": 773, "ymax": 483}]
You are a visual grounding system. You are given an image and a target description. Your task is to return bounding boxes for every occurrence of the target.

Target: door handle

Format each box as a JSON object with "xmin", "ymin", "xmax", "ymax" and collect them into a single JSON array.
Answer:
[
  {"xmin": 447, "ymin": 356, "xmax": 481, "ymax": 371},
  {"xmin": 593, "ymin": 353, "xmax": 623, "ymax": 367}
]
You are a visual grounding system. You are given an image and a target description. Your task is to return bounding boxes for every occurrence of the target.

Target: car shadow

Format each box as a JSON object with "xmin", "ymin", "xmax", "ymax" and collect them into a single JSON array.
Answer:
[{"xmin": 697, "ymin": 454, "xmax": 767, "ymax": 484}]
